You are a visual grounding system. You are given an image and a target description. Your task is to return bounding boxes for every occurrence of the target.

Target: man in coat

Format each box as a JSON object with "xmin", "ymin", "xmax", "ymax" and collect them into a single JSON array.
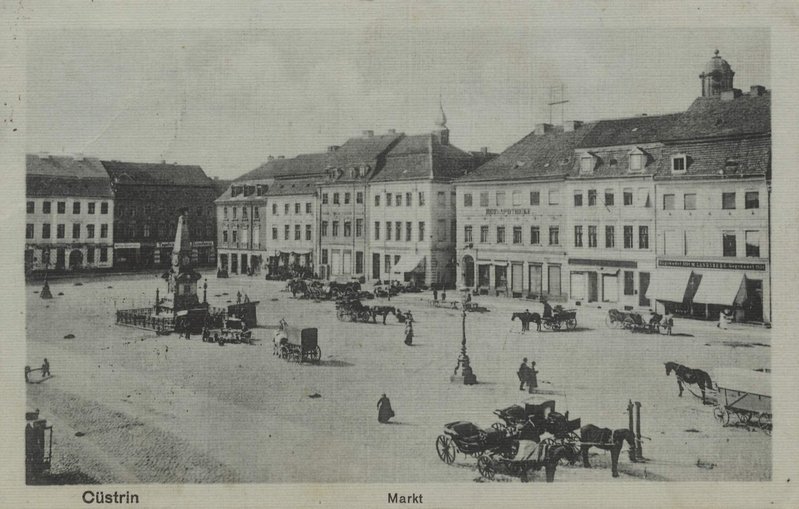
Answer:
[
  {"xmin": 518, "ymin": 358, "xmax": 531, "ymax": 390},
  {"xmin": 377, "ymin": 394, "xmax": 394, "ymax": 423}
]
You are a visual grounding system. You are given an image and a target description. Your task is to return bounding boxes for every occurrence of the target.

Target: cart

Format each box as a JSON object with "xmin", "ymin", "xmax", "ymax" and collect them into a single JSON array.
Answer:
[
  {"xmin": 542, "ymin": 309, "xmax": 577, "ymax": 331},
  {"xmin": 277, "ymin": 326, "xmax": 321, "ymax": 363},
  {"xmin": 476, "ymin": 440, "xmax": 572, "ymax": 482},
  {"xmin": 219, "ymin": 317, "xmax": 253, "ymax": 344},
  {"xmin": 712, "ymin": 368, "xmax": 771, "ymax": 434},
  {"xmin": 435, "ymin": 421, "xmax": 519, "ymax": 465}
]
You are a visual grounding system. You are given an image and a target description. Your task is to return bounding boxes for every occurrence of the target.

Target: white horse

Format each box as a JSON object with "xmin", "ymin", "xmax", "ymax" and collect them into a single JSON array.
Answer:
[{"xmin": 273, "ymin": 318, "xmax": 289, "ymax": 355}]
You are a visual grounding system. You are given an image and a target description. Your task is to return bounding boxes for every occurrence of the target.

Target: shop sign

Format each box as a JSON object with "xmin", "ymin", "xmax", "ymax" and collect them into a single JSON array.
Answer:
[
  {"xmin": 568, "ymin": 258, "xmax": 637, "ymax": 269},
  {"xmin": 658, "ymin": 259, "xmax": 766, "ymax": 271},
  {"xmin": 113, "ymin": 242, "xmax": 140, "ymax": 249},
  {"xmin": 485, "ymin": 208, "xmax": 531, "ymax": 216},
  {"xmin": 192, "ymin": 241, "xmax": 214, "ymax": 247}
]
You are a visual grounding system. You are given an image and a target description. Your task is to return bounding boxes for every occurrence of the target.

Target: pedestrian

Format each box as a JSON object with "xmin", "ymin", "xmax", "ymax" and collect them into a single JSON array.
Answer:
[
  {"xmin": 528, "ymin": 362, "xmax": 539, "ymax": 393},
  {"xmin": 377, "ymin": 394, "xmax": 395, "ymax": 423},
  {"xmin": 404, "ymin": 319, "xmax": 414, "ymax": 346},
  {"xmin": 185, "ymin": 328, "xmax": 191, "ymax": 340},
  {"xmin": 524, "ymin": 309, "xmax": 532, "ymax": 331},
  {"xmin": 441, "ymin": 290, "xmax": 446, "ymax": 302},
  {"xmin": 41, "ymin": 358, "xmax": 50, "ymax": 378},
  {"xmin": 237, "ymin": 291, "xmax": 242, "ymax": 304},
  {"xmin": 518, "ymin": 357, "xmax": 530, "ymax": 390},
  {"xmin": 433, "ymin": 287, "xmax": 438, "ymax": 301},
  {"xmin": 542, "ymin": 299, "xmax": 553, "ymax": 319}
]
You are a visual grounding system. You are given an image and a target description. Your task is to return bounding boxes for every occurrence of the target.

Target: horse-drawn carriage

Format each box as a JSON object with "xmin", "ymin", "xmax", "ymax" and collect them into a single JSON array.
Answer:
[
  {"xmin": 606, "ymin": 308, "xmax": 673, "ymax": 334},
  {"xmin": 435, "ymin": 421, "xmax": 521, "ymax": 465},
  {"xmin": 219, "ymin": 317, "xmax": 252, "ymax": 344},
  {"xmin": 273, "ymin": 326, "xmax": 321, "ymax": 363},
  {"xmin": 543, "ymin": 309, "xmax": 578, "ymax": 331},
  {"xmin": 712, "ymin": 368, "xmax": 771, "ymax": 434},
  {"xmin": 335, "ymin": 297, "xmax": 372, "ymax": 322}
]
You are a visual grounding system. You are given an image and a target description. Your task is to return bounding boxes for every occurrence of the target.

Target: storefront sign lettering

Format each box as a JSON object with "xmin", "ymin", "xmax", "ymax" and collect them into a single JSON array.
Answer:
[
  {"xmin": 658, "ymin": 259, "xmax": 766, "ymax": 271},
  {"xmin": 485, "ymin": 208, "xmax": 531, "ymax": 216}
]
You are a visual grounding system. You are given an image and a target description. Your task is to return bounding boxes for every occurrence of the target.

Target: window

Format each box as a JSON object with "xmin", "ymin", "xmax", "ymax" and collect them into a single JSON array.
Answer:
[
  {"xmin": 43, "ymin": 201, "xmax": 51, "ymax": 214},
  {"xmin": 57, "ymin": 224, "xmax": 65, "ymax": 239},
  {"xmin": 580, "ymin": 155, "xmax": 594, "ymax": 174},
  {"xmin": 234, "ymin": 207, "xmax": 239, "ymax": 219},
  {"xmin": 333, "ymin": 193, "xmax": 340, "ymax": 205},
  {"xmin": 271, "ymin": 228, "xmax": 277, "ymax": 240},
  {"xmin": 605, "ymin": 226, "xmax": 615, "ymax": 248},
  {"xmin": 464, "ymin": 193, "xmax": 473, "ymax": 207},
  {"xmin": 406, "ymin": 192, "xmax": 412, "ymax": 206},
  {"xmin": 587, "ymin": 190, "xmax": 597, "ymax": 207},
  {"xmin": 639, "ymin": 226, "xmax": 649, "ymax": 249},
  {"xmin": 624, "ymin": 271, "xmax": 635, "ymax": 295},
  {"xmin": 233, "ymin": 230, "xmax": 238, "ymax": 243},
  {"xmin": 548, "ymin": 190, "xmax": 560, "ymax": 205},
  {"xmin": 437, "ymin": 191, "xmax": 446, "ymax": 206},
  {"xmin": 86, "ymin": 224, "xmax": 95, "ymax": 238},
  {"xmin": 496, "ymin": 226, "xmax": 505, "ymax": 244},
  {"xmin": 384, "ymin": 254, "xmax": 391, "ymax": 273},
  {"xmin": 87, "ymin": 248, "xmax": 95, "ymax": 264},
  {"xmin": 623, "ymin": 226, "xmax": 633, "ymax": 248},
  {"xmin": 395, "ymin": 221, "xmax": 401, "ymax": 241},
  {"xmin": 722, "ymin": 192, "xmax": 736, "ymax": 210},
  {"xmin": 530, "ymin": 226, "xmax": 540, "ymax": 245},
  {"xmin": 479, "ymin": 192, "xmax": 489, "ymax": 207},
  {"xmin": 356, "ymin": 192, "xmax": 363, "ymax": 205},
  {"xmin": 512, "ymin": 191, "xmax": 522, "ymax": 206},
  {"xmin": 293, "ymin": 224, "xmax": 300, "ymax": 240},
  {"xmin": 100, "ymin": 224, "xmax": 108, "ymax": 238},
  {"xmin": 530, "ymin": 191, "xmax": 540, "ymax": 206},
  {"xmin": 386, "ymin": 221, "xmax": 392, "ymax": 240},
  {"xmin": 57, "ymin": 202, "xmax": 65, "ymax": 214},
  {"xmin": 588, "ymin": 226, "xmax": 597, "ymax": 247},
  {"xmin": 321, "ymin": 249, "xmax": 328, "ymax": 265},
  {"xmin": 283, "ymin": 225, "xmax": 289, "ymax": 240},
  {"xmin": 374, "ymin": 194, "xmax": 380, "ymax": 206},
  {"xmin": 295, "ymin": 203, "xmax": 300, "ymax": 214},
  {"xmin": 333, "ymin": 221, "xmax": 340, "ymax": 236},
  {"xmin": 344, "ymin": 221, "xmax": 351, "ymax": 237},
  {"xmin": 386, "ymin": 194, "xmax": 392, "ymax": 207},
  {"xmin": 418, "ymin": 192, "xmax": 425, "ymax": 206},
  {"xmin": 464, "ymin": 225, "xmax": 473, "ymax": 242},
  {"xmin": 243, "ymin": 207, "xmax": 248, "ymax": 219},
  {"xmin": 396, "ymin": 194, "xmax": 402, "ymax": 207},
  {"xmin": 480, "ymin": 226, "xmax": 489, "ymax": 243},
  {"xmin": 663, "ymin": 194, "xmax": 675, "ymax": 210},
  {"xmin": 27, "ymin": 201, "xmax": 34, "ymax": 214},
  {"xmin": 513, "ymin": 226, "xmax": 522, "ymax": 244},
  {"xmin": 574, "ymin": 226, "xmax": 583, "ymax": 247},
  {"xmin": 495, "ymin": 192, "xmax": 505, "ymax": 207},
  {"xmin": 99, "ymin": 248, "xmax": 108, "ymax": 262},
  {"xmin": 356, "ymin": 219, "xmax": 363, "ymax": 237},
  {"xmin": 73, "ymin": 201, "xmax": 80, "ymax": 214},
  {"xmin": 355, "ymin": 251, "xmax": 364, "ymax": 274},
  {"xmin": 322, "ymin": 193, "xmax": 329, "ymax": 205},
  {"xmin": 745, "ymin": 191, "xmax": 759, "ymax": 209},
  {"xmin": 549, "ymin": 226, "xmax": 559, "ymax": 245},
  {"xmin": 271, "ymin": 203, "xmax": 277, "ymax": 215},
  {"xmin": 630, "ymin": 153, "xmax": 644, "ymax": 172},
  {"xmin": 723, "ymin": 232, "xmax": 737, "ymax": 257},
  {"xmin": 374, "ymin": 222, "xmax": 380, "ymax": 240},
  {"xmin": 418, "ymin": 222, "xmax": 425, "ymax": 241},
  {"xmin": 344, "ymin": 192, "xmax": 351, "ymax": 205},
  {"xmin": 451, "ymin": 191, "xmax": 456, "ymax": 206},
  {"xmin": 745, "ymin": 230, "xmax": 760, "ymax": 257},
  {"xmin": 100, "ymin": 202, "xmax": 108, "ymax": 214},
  {"xmin": 406, "ymin": 222, "xmax": 412, "ymax": 241},
  {"xmin": 623, "ymin": 189, "xmax": 633, "ymax": 206},
  {"xmin": 26, "ymin": 223, "xmax": 33, "ymax": 239},
  {"xmin": 604, "ymin": 190, "xmax": 614, "ymax": 206},
  {"xmin": 684, "ymin": 193, "xmax": 697, "ymax": 210},
  {"xmin": 321, "ymin": 221, "xmax": 328, "ymax": 236},
  {"xmin": 306, "ymin": 225, "xmax": 312, "ymax": 240},
  {"xmin": 671, "ymin": 155, "xmax": 687, "ymax": 173},
  {"xmin": 254, "ymin": 207, "xmax": 260, "ymax": 220}
]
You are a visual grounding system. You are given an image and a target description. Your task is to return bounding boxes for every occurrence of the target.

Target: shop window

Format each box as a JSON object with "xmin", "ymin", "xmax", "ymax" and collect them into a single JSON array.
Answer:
[{"xmin": 624, "ymin": 271, "xmax": 635, "ymax": 295}]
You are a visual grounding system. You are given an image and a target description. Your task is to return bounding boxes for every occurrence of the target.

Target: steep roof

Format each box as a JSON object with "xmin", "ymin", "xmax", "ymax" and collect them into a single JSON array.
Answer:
[
  {"xmin": 101, "ymin": 160, "xmax": 213, "ymax": 187},
  {"xmin": 26, "ymin": 154, "xmax": 113, "ymax": 197},
  {"xmin": 370, "ymin": 134, "xmax": 474, "ymax": 182},
  {"xmin": 235, "ymin": 152, "xmax": 331, "ymax": 182},
  {"xmin": 457, "ymin": 124, "xmax": 597, "ymax": 183},
  {"xmin": 654, "ymin": 136, "xmax": 770, "ymax": 180},
  {"xmin": 264, "ymin": 178, "xmax": 318, "ymax": 196},
  {"xmin": 664, "ymin": 92, "xmax": 771, "ymax": 141},
  {"xmin": 212, "ymin": 179, "xmax": 233, "ymax": 197},
  {"xmin": 332, "ymin": 133, "xmax": 402, "ymax": 168},
  {"xmin": 577, "ymin": 114, "xmax": 681, "ymax": 148}
]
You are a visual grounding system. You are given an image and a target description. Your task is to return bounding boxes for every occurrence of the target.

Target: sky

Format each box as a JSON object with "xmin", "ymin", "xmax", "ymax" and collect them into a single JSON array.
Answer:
[{"xmin": 25, "ymin": 12, "xmax": 769, "ymax": 180}]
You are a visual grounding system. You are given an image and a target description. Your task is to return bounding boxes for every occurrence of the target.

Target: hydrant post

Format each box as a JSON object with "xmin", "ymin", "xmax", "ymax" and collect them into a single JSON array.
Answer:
[{"xmin": 635, "ymin": 401, "xmax": 643, "ymax": 460}]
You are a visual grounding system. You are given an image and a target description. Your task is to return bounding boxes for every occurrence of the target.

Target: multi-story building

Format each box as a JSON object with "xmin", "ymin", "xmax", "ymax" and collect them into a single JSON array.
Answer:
[
  {"xmin": 25, "ymin": 154, "xmax": 115, "ymax": 273},
  {"xmin": 215, "ymin": 179, "xmax": 270, "ymax": 275},
  {"xmin": 102, "ymin": 160, "xmax": 218, "ymax": 270},
  {"xmin": 367, "ymin": 110, "xmax": 477, "ymax": 287},
  {"xmin": 265, "ymin": 178, "xmax": 319, "ymax": 273}
]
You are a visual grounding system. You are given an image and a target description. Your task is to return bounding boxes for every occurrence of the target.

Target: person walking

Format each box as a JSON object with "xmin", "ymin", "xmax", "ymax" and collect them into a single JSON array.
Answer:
[
  {"xmin": 41, "ymin": 358, "xmax": 50, "ymax": 378},
  {"xmin": 523, "ymin": 309, "xmax": 532, "ymax": 331},
  {"xmin": 433, "ymin": 287, "xmax": 438, "ymax": 301},
  {"xmin": 404, "ymin": 316, "xmax": 414, "ymax": 346},
  {"xmin": 518, "ymin": 358, "xmax": 531, "ymax": 390},
  {"xmin": 377, "ymin": 394, "xmax": 395, "ymax": 423},
  {"xmin": 528, "ymin": 362, "xmax": 539, "ymax": 393}
]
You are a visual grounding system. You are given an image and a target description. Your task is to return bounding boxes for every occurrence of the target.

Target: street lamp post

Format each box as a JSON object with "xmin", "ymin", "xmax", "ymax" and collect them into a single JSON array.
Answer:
[
  {"xmin": 39, "ymin": 258, "xmax": 53, "ymax": 300},
  {"xmin": 450, "ymin": 307, "xmax": 477, "ymax": 385}
]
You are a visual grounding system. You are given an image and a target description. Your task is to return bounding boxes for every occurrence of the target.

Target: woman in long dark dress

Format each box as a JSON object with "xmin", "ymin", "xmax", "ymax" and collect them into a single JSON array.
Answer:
[{"xmin": 377, "ymin": 394, "xmax": 394, "ymax": 423}]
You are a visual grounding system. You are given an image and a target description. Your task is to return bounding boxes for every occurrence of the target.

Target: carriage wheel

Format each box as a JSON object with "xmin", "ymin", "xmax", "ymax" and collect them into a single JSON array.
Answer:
[
  {"xmin": 499, "ymin": 440, "xmax": 519, "ymax": 459},
  {"xmin": 490, "ymin": 422, "xmax": 506, "ymax": 432},
  {"xmin": 542, "ymin": 320, "xmax": 552, "ymax": 330},
  {"xmin": 713, "ymin": 406, "xmax": 730, "ymax": 425},
  {"xmin": 280, "ymin": 345, "xmax": 290, "ymax": 360},
  {"xmin": 360, "ymin": 311, "xmax": 371, "ymax": 323},
  {"xmin": 477, "ymin": 456, "xmax": 496, "ymax": 480},
  {"xmin": 566, "ymin": 318, "xmax": 577, "ymax": 330},
  {"xmin": 551, "ymin": 321, "xmax": 562, "ymax": 331},
  {"xmin": 436, "ymin": 435, "xmax": 456, "ymax": 464},
  {"xmin": 311, "ymin": 346, "xmax": 321, "ymax": 362},
  {"xmin": 735, "ymin": 411, "xmax": 752, "ymax": 425}
]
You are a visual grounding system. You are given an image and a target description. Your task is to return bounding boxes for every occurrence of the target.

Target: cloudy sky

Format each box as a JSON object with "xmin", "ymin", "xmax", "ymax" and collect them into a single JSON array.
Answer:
[{"xmin": 25, "ymin": 4, "xmax": 769, "ymax": 179}]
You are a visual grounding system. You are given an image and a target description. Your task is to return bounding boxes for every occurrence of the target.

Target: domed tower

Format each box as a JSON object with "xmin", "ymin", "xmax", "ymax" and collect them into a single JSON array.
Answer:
[
  {"xmin": 433, "ymin": 97, "xmax": 449, "ymax": 145},
  {"xmin": 700, "ymin": 49, "xmax": 735, "ymax": 97}
]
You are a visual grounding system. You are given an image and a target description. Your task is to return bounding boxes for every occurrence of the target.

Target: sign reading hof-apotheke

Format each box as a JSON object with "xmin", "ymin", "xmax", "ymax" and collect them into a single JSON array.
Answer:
[
  {"xmin": 485, "ymin": 208, "xmax": 531, "ymax": 216},
  {"xmin": 658, "ymin": 259, "xmax": 767, "ymax": 271}
]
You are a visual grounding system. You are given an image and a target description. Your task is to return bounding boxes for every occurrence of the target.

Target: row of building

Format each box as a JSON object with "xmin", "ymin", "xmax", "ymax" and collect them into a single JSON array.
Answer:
[
  {"xmin": 214, "ymin": 51, "xmax": 771, "ymax": 323},
  {"xmin": 25, "ymin": 155, "xmax": 228, "ymax": 274}
]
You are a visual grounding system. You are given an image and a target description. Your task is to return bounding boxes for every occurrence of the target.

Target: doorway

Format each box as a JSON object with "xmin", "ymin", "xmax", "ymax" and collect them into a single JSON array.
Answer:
[
  {"xmin": 639, "ymin": 272, "xmax": 651, "ymax": 307},
  {"xmin": 528, "ymin": 264, "xmax": 542, "ymax": 297},
  {"xmin": 588, "ymin": 272, "xmax": 598, "ymax": 302},
  {"xmin": 372, "ymin": 253, "xmax": 380, "ymax": 279},
  {"xmin": 548, "ymin": 265, "xmax": 561, "ymax": 297},
  {"xmin": 68, "ymin": 249, "xmax": 83, "ymax": 270}
]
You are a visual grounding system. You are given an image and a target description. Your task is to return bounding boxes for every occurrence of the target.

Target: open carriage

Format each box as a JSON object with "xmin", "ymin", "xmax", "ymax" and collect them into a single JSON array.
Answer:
[
  {"xmin": 712, "ymin": 368, "xmax": 771, "ymax": 434},
  {"xmin": 335, "ymin": 297, "xmax": 373, "ymax": 323},
  {"xmin": 218, "ymin": 317, "xmax": 253, "ymax": 344},
  {"xmin": 435, "ymin": 421, "xmax": 520, "ymax": 465},
  {"xmin": 274, "ymin": 326, "xmax": 321, "ymax": 363},
  {"xmin": 476, "ymin": 440, "xmax": 573, "ymax": 482},
  {"xmin": 606, "ymin": 308, "xmax": 672, "ymax": 334}
]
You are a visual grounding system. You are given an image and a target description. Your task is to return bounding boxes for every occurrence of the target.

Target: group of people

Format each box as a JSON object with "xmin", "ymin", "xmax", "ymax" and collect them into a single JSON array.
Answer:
[{"xmin": 518, "ymin": 357, "xmax": 539, "ymax": 393}]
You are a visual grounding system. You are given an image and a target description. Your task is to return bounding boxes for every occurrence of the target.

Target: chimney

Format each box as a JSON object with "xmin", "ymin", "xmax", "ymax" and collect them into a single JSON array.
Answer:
[
  {"xmin": 387, "ymin": 129, "xmax": 396, "ymax": 134},
  {"xmin": 362, "ymin": 130, "xmax": 374, "ymax": 138},
  {"xmin": 721, "ymin": 88, "xmax": 742, "ymax": 101},
  {"xmin": 481, "ymin": 147, "xmax": 489, "ymax": 155},
  {"xmin": 534, "ymin": 123, "xmax": 553, "ymax": 135},
  {"xmin": 327, "ymin": 145, "xmax": 340, "ymax": 153},
  {"xmin": 267, "ymin": 155, "xmax": 275, "ymax": 161},
  {"xmin": 562, "ymin": 120, "xmax": 583, "ymax": 133},
  {"xmin": 750, "ymin": 85, "xmax": 766, "ymax": 96}
]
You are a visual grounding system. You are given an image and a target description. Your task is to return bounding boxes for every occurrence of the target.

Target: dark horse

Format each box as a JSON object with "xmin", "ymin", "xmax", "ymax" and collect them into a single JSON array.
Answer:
[
  {"xmin": 579, "ymin": 425, "xmax": 636, "ymax": 478},
  {"xmin": 370, "ymin": 306, "xmax": 397, "ymax": 325},
  {"xmin": 512, "ymin": 312, "xmax": 541, "ymax": 332},
  {"xmin": 665, "ymin": 361, "xmax": 714, "ymax": 404}
]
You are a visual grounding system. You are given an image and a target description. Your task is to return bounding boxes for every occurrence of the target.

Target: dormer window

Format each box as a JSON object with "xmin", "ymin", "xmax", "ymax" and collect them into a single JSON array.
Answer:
[
  {"xmin": 580, "ymin": 154, "xmax": 595, "ymax": 174},
  {"xmin": 628, "ymin": 148, "xmax": 647, "ymax": 172},
  {"xmin": 671, "ymin": 154, "xmax": 687, "ymax": 174}
]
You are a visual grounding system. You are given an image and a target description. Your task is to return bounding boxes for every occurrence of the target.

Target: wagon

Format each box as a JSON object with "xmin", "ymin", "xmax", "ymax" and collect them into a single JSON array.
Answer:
[
  {"xmin": 276, "ymin": 326, "xmax": 321, "ymax": 363},
  {"xmin": 476, "ymin": 440, "xmax": 572, "ymax": 482},
  {"xmin": 542, "ymin": 309, "xmax": 577, "ymax": 331},
  {"xmin": 606, "ymin": 309, "xmax": 672, "ymax": 334},
  {"xmin": 335, "ymin": 297, "xmax": 372, "ymax": 323},
  {"xmin": 712, "ymin": 368, "xmax": 771, "ymax": 433},
  {"xmin": 219, "ymin": 317, "xmax": 253, "ymax": 344},
  {"xmin": 435, "ymin": 421, "xmax": 519, "ymax": 465}
]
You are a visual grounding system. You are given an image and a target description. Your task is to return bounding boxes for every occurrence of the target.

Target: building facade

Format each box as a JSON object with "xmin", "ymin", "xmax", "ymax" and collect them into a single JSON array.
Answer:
[
  {"xmin": 102, "ymin": 161, "xmax": 218, "ymax": 270},
  {"xmin": 25, "ymin": 154, "xmax": 115, "ymax": 273},
  {"xmin": 215, "ymin": 179, "xmax": 270, "ymax": 275}
]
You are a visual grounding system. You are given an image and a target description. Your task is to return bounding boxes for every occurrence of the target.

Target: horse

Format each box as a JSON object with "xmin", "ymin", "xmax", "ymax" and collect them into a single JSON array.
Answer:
[
  {"xmin": 512, "ymin": 312, "xmax": 541, "ymax": 332},
  {"xmin": 665, "ymin": 361, "xmax": 714, "ymax": 403},
  {"xmin": 370, "ymin": 306, "xmax": 397, "ymax": 325},
  {"xmin": 579, "ymin": 425, "xmax": 637, "ymax": 478}
]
